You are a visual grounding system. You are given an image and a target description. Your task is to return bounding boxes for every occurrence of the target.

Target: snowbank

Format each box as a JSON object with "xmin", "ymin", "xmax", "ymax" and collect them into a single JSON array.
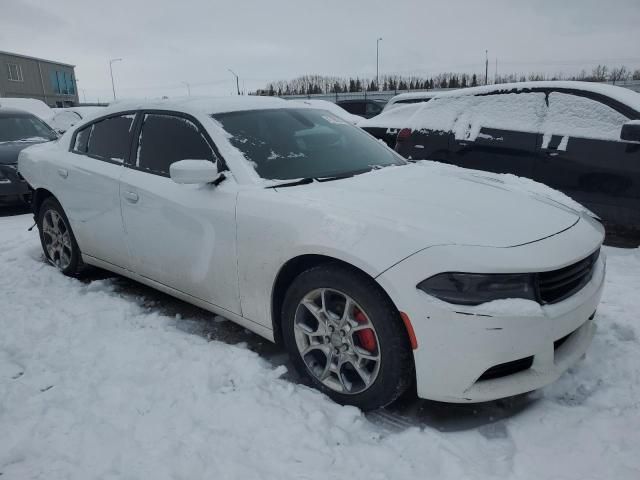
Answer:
[{"xmin": 1, "ymin": 214, "xmax": 639, "ymax": 479}]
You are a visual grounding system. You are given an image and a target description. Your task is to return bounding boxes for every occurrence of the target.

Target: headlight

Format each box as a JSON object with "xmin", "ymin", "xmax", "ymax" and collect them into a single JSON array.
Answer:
[{"xmin": 417, "ymin": 272, "xmax": 536, "ymax": 306}]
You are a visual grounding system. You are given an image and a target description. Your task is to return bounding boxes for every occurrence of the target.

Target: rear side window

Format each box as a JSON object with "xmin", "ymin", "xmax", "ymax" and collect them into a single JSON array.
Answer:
[
  {"xmin": 73, "ymin": 114, "xmax": 135, "ymax": 162},
  {"xmin": 136, "ymin": 114, "xmax": 215, "ymax": 175},
  {"xmin": 87, "ymin": 115, "xmax": 135, "ymax": 162}
]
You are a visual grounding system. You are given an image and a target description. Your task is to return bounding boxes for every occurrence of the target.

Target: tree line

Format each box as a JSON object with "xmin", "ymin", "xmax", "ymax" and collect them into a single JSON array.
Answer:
[{"xmin": 256, "ymin": 65, "xmax": 640, "ymax": 96}]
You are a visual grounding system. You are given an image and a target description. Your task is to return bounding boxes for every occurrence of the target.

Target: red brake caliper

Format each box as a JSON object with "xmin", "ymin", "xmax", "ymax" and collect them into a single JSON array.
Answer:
[{"xmin": 353, "ymin": 309, "xmax": 376, "ymax": 352}]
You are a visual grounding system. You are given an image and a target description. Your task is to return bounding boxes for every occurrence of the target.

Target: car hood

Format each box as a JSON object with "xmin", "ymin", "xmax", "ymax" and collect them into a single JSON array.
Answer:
[
  {"xmin": 275, "ymin": 163, "xmax": 580, "ymax": 248},
  {"xmin": 0, "ymin": 140, "xmax": 48, "ymax": 165}
]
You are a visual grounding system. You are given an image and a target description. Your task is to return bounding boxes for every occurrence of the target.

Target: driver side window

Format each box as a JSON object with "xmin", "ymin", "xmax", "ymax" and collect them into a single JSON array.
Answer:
[{"xmin": 136, "ymin": 113, "xmax": 217, "ymax": 176}]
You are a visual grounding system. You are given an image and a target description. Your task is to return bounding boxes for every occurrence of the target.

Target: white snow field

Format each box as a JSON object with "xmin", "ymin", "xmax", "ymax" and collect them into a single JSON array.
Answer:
[{"xmin": 1, "ymin": 212, "xmax": 639, "ymax": 480}]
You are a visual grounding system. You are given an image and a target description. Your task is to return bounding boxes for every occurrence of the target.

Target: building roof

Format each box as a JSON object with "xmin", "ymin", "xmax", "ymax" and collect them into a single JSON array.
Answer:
[{"xmin": 0, "ymin": 50, "xmax": 75, "ymax": 68}]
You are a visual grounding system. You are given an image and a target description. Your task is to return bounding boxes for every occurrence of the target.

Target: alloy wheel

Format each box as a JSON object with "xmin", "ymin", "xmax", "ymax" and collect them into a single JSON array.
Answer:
[
  {"xmin": 293, "ymin": 288, "xmax": 381, "ymax": 394},
  {"xmin": 42, "ymin": 209, "xmax": 73, "ymax": 270}
]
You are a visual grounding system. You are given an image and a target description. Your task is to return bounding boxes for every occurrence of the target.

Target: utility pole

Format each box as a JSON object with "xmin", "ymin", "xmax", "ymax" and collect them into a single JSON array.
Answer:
[
  {"xmin": 494, "ymin": 57, "xmax": 498, "ymax": 83},
  {"xmin": 181, "ymin": 81, "xmax": 191, "ymax": 96},
  {"xmin": 228, "ymin": 69, "xmax": 240, "ymax": 95},
  {"xmin": 376, "ymin": 37, "xmax": 383, "ymax": 91},
  {"xmin": 484, "ymin": 50, "xmax": 488, "ymax": 85},
  {"xmin": 109, "ymin": 58, "xmax": 123, "ymax": 101}
]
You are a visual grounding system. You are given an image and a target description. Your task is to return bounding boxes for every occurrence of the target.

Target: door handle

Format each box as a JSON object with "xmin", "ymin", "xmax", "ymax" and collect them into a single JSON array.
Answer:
[
  {"xmin": 124, "ymin": 191, "xmax": 139, "ymax": 203},
  {"xmin": 57, "ymin": 168, "xmax": 68, "ymax": 178}
]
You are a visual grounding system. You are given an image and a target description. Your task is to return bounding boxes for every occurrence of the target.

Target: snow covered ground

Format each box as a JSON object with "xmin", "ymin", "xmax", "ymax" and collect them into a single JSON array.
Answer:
[{"xmin": 1, "ymin": 211, "xmax": 639, "ymax": 479}]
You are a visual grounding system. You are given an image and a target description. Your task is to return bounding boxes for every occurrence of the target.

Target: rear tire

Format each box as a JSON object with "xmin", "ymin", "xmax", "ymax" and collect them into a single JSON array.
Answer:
[
  {"xmin": 282, "ymin": 263, "xmax": 414, "ymax": 411},
  {"xmin": 37, "ymin": 197, "xmax": 84, "ymax": 276}
]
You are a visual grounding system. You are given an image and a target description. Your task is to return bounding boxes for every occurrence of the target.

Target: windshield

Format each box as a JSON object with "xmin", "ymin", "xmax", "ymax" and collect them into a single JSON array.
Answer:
[
  {"xmin": 212, "ymin": 108, "xmax": 405, "ymax": 180},
  {"xmin": 0, "ymin": 114, "xmax": 55, "ymax": 142}
]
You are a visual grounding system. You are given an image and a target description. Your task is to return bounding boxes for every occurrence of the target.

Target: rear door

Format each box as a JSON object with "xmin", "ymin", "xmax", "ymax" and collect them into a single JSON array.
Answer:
[
  {"xmin": 446, "ymin": 90, "xmax": 547, "ymax": 178},
  {"xmin": 57, "ymin": 113, "xmax": 136, "ymax": 267},
  {"xmin": 535, "ymin": 90, "xmax": 640, "ymax": 235},
  {"xmin": 120, "ymin": 111, "xmax": 241, "ymax": 314}
]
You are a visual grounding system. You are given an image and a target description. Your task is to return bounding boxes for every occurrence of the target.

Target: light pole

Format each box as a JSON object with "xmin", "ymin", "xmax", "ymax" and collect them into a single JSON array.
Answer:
[
  {"xmin": 181, "ymin": 81, "xmax": 191, "ymax": 96},
  {"xmin": 376, "ymin": 37, "xmax": 383, "ymax": 91},
  {"xmin": 109, "ymin": 58, "xmax": 122, "ymax": 101},
  {"xmin": 227, "ymin": 68, "xmax": 240, "ymax": 95}
]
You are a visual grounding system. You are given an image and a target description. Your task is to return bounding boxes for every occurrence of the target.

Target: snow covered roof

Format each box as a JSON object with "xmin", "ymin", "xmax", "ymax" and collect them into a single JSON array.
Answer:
[
  {"xmin": 0, "ymin": 98, "xmax": 54, "ymax": 121},
  {"xmin": 100, "ymin": 96, "xmax": 291, "ymax": 117},
  {"xmin": 430, "ymin": 81, "xmax": 640, "ymax": 114},
  {"xmin": 358, "ymin": 103, "xmax": 424, "ymax": 129},
  {"xmin": 286, "ymin": 99, "xmax": 362, "ymax": 125},
  {"xmin": 388, "ymin": 91, "xmax": 440, "ymax": 102}
]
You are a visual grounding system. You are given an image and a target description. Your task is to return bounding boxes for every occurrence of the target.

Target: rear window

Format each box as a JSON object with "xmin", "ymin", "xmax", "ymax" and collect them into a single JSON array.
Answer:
[{"xmin": 0, "ymin": 114, "xmax": 54, "ymax": 142}]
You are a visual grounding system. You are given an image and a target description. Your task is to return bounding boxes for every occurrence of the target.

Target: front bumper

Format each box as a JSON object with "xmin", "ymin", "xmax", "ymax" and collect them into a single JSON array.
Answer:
[
  {"xmin": 377, "ymin": 216, "xmax": 605, "ymax": 402},
  {"xmin": 0, "ymin": 164, "xmax": 30, "ymax": 199}
]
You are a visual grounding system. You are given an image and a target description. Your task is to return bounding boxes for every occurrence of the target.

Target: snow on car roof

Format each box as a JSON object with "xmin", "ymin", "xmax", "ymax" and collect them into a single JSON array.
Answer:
[
  {"xmin": 358, "ymin": 103, "xmax": 424, "ymax": 129},
  {"xmin": 388, "ymin": 91, "xmax": 440, "ymax": 102},
  {"xmin": 0, "ymin": 98, "xmax": 54, "ymax": 121},
  {"xmin": 286, "ymin": 99, "xmax": 362, "ymax": 125},
  {"xmin": 99, "ymin": 95, "xmax": 291, "ymax": 117},
  {"xmin": 430, "ymin": 80, "xmax": 640, "ymax": 113}
]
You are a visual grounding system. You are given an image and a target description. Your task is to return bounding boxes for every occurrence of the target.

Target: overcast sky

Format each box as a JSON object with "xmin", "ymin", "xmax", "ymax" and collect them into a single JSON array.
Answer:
[{"xmin": 2, "ymin": 0, "xmax": 639, "ymax": 102}]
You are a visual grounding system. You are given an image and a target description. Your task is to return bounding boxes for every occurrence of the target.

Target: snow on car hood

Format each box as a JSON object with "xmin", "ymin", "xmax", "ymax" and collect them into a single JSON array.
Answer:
[{"xmin": 276, "ymin": 162, "xmax": 580, "ymax": 248}]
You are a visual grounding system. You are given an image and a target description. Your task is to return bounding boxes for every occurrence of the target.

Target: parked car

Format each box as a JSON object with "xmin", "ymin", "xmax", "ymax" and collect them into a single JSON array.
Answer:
[
  {"xmin": 360, "ymin": 81, "xmax": 640, "ymax": 244},
  {"xmin": 382, "ymin": 91, "xmax": 439, "ymax": 112},
  {"xmin": 288, "ymin": 99, "xmax": 362, "ymax": 125},
  {"xmin": 19, "ymin": 96, "xmax": 605, "ymax": 410},
  {"xmin": 0, "ymin": 98, "xmax": 54, "ymax": 124},
  {"xmin": 50, "ymin": 106, "xmax": 107, "ymax": 134},
  {"xmin": 336, "ymin": 98, "xmax": 387, "ymax": 118},
  {"xmin": 358, "ymin": 103, "xmax": 424, "ymax": 148},
  {"xmin": 0, "ymin": 108, "xmax": 58, "ymax": 204}
]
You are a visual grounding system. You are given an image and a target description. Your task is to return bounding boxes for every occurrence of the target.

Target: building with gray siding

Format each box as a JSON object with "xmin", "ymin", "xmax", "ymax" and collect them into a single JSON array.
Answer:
[{"xmin": 0, "ymin": 50, "xmax": 79, "ymax": 107}]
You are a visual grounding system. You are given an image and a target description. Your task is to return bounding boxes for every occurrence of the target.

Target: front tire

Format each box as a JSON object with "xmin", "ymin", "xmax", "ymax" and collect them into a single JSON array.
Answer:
[
  {"xmin": 282, "ymin": 264, "xmax": 413, "ymax": 411},
  {"xmin": 37, "ymin": 197, "xmax": 84, "ymax": 276}
]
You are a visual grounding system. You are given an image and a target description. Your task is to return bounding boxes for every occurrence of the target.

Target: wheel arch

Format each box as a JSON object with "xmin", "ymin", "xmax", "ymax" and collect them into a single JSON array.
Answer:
[
  {"xmin": 270, "ymin": 254, "xmax": 404, "ymax": 346},
  {"xmin": 31, "ymin": 188, "xmax": 57, "ymax": 216}
]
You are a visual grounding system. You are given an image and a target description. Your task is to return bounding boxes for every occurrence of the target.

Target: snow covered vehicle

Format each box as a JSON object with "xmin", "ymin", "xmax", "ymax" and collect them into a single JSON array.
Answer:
[
  {"xmin": 360, "ymin": 81, "xmax": 640, "ymax": 244},
  {"xmin": 18, "ymin": 96, "xmax": 605, "ymax": 410}
]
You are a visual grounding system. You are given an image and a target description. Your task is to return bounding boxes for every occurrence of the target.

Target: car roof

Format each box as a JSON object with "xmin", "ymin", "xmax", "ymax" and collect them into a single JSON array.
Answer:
[
  {"xmin": 430, "ymin": 80, "xmax": 640, "ymax": 113},
  {"xmin": 0, "ymin": 107, "xmax": 39, "ymax": 118},
  {"xmin": 95, "ymin": 95, "xmax": 291, "ymax": 118},
  {"xmin": 388, "ymin": 91, "xmax": 440, "ymax": 103}
]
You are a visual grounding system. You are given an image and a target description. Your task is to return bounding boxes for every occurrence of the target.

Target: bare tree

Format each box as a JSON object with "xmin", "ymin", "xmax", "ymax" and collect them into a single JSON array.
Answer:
[
  {"xmin": 610, "ymin": 66, "xmax": 629, "ymax": 85},
  {"xmin": 591, "ymin": 65, "xmax": 609, "ymax": 82},
  {"xmin": 634, "ymin": 69, "xmax": 640, "ymax": 81}
]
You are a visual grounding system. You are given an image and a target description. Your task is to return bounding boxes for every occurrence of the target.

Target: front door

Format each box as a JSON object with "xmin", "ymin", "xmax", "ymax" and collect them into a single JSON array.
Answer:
[
  {"xmin": 534, "ymin": 91, "xmax": 640, "ymax": 236},
  {"xmin": 120, "ymin": 112, "xmax": 241, "ymax": 314}
]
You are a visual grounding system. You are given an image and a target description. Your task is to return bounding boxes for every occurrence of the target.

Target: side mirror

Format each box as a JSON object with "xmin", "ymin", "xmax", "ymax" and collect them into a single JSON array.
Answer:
[
  {"xmin": 621, "ymin": 121, "xmax": 640, "ymax": 142},
  {"xmin": 169, "ymin": 159, "xmax": 220, "ymax": 184}
]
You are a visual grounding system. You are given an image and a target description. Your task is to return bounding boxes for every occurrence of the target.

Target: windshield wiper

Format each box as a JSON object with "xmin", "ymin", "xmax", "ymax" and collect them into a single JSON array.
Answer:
[
  {"xmin": 267, "ymin": 177, "xmax": 315, "ymax": 188},
  {"xmin": 267, "ymin": 167, "xmax": 388, "ymax": 188}
]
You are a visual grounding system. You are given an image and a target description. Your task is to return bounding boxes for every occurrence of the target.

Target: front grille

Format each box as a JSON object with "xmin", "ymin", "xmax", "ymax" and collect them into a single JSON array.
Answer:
[
  {"xmin": 537, "ymin": 250, "xmax": 600, "ymax": 304},
  {"xmin": 478, "ymin": 356, "xmax": 534, "ymax": 381}
]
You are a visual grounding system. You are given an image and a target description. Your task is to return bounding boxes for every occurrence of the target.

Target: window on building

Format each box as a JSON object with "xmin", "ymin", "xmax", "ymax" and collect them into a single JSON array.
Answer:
[
  {"xmin": 7, "ymin": 63, "xmax": 23, "ymax": 82},
  {"xmin": 49, "ymin": 70, "xmax": 75, "ymax": 95}
]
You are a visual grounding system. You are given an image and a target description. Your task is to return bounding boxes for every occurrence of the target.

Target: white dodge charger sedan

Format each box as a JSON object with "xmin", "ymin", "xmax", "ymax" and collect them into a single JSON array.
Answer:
[{"xmin": 18, "ymin": 96, "xmax": 605, "ymax": 410}]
